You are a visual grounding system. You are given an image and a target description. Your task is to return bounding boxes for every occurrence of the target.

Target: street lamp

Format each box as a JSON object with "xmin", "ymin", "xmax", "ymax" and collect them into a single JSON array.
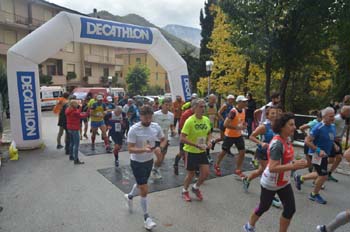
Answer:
[
  {"xmin": 108, "ymin": 76, "xmax": 113, "ymax": 95},
  {"xmin": 206, "ymin": 60, "xmax": 214, "ymax": 98}
]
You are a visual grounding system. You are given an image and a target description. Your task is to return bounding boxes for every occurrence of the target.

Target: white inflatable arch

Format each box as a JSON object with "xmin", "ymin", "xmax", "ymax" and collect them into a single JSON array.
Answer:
[{"xmin": 7, "ymin": 12, "xmax": 190, "ymax": 149}]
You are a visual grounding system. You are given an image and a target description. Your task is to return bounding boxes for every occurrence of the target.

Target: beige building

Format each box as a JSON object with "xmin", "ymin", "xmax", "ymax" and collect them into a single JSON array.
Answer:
[
  {"xmin": 116, "ymin": 48, "xmax": 170, "ymax": 93},
  {"xmin": 0, "ymin": 0, "xmax": 169, "ymax": 93},
  {"xmin": 0, "ymin": 0, "xmax": 123, "ymax": 89}
]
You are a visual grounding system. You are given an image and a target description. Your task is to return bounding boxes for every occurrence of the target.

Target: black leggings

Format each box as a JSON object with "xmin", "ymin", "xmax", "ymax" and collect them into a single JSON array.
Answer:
[{"xmin": 255, "ymin": 184, "xmax": 296, "ymax": 220}]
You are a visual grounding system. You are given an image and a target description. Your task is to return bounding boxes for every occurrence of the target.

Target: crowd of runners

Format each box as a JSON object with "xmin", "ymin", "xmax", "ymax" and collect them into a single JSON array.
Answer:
[{"xmin": 54, "ymin": 92, "xmax": 350, "ymax": 231}]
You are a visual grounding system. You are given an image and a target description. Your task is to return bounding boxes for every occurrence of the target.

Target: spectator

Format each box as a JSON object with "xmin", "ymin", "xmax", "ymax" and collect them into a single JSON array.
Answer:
[
  {"xmin": 56, "ymin": 92, "xmax": 69, "ymax": 149},
  {"xmin": 246, "ymin": 93, "xmax": 257, "ymax": 137}
]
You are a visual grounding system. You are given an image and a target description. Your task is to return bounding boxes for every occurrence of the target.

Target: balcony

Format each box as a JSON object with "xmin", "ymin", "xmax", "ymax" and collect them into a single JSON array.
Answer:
[
  {"xmin": 84, "ymin": 54, "xmax": 124, "ymax": 66},
  {"xmin": 0, "ymin": 10, "xmax": 29, "ymax": 28}
]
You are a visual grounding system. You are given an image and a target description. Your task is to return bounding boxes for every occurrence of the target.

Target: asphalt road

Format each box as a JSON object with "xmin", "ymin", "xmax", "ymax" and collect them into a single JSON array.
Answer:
[{"xmin": 0, "ymin": 111, "xmax": 349, "ymax": 232}]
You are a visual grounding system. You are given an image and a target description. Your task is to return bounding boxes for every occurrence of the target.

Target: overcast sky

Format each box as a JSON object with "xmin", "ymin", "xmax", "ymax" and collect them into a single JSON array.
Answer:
[{"xmin": 48, "ymin": 0, "xmax": 205, "ymax": 29}]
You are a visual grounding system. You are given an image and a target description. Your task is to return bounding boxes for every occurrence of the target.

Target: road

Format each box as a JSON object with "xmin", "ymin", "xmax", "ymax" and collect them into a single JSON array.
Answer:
[{"xmin": 0, "ymin": 111, "xmax": 349, "ymax": 232}]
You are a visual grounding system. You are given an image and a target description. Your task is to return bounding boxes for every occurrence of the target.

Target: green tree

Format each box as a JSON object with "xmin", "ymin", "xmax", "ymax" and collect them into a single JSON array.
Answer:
[
  {"xmin": 180, "ymin": 44, "xmax": 199, "ymax": 92},
  {"xmin": 147, "ymin": 85, "xmax": 164, "ymax": 95},
  {"xmin": 0, "ymin": 62, "xmax": 8, "ymax": 110},
  {"xmin": 126, "ymin": 65, "xmax": 150, "ymax": 96},
  {"xmin": 198, "ymin": 0, "xmax": 217, "ymax": 89}
]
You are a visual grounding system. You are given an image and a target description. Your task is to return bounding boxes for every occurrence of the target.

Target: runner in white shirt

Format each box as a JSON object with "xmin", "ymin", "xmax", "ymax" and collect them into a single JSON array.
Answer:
[
  {"xmin": 124, "ymin": 105, "xmax": 166, "ymax": 230},
  {"xmin": 151, "ymin": 97, "xmax": 175, "ymax": 179},
  {"xmin": 254, "ymin": 92, "xmax": 280, "ymax": 124}
]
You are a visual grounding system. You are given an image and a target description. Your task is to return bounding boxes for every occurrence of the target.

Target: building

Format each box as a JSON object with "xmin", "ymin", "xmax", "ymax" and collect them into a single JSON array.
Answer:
[
  {"xmin": 116, "ymin": 48, "xmax": 170, "ymax": 93},
  {"xmin": 0, "ymin": 0, "xmax": 169, "ymax": 93},
  {"xmin": 0, "ymin": 0, "xmax": 123, "ymax": 89}
]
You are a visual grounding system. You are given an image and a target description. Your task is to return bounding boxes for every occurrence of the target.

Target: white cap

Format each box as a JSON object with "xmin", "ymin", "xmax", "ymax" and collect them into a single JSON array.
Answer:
[
  {"xmin": 191, "ymin": 93, "xmax": 198, "ymax": 99},
  {"xmin": 96, "ymin": 95, "xmax": 103, "ymax": 100},
  {"xmin": 107, "ymin": 96, "xmax": 113, "ymax": 102},
  {"xmin": 227, "ymin": 94, "xmax": 235, "ymax": 100},
  {"xmin": 236, "ymin": 95, "xmax": 248, "ymax": 102}
]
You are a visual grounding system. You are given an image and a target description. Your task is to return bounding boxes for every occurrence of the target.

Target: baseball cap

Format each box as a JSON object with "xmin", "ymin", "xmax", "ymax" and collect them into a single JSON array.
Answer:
[
  {"xmin": 96, "ymin": 95, "xmax": 103, "ymax": 100},
  {"xmin": 191, "ymin": 93, "xmax": 198, "ymax": 99},
  {"xmin": 236, "ymin": 95, "xmax": 248, "ymax": 102},
  {"xmin": 107, "ymin": 96, "xmax": 113, "ymax": 102},
  {"xmin": 227, "ymin": 94, "xmax": 235, "ymax": 100}
]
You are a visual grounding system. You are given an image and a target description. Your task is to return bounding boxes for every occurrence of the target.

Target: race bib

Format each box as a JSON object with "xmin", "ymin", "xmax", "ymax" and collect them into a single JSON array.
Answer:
[
  {"xmin": 311, "ymin": 153, "xmax": 322, "ymax": 165},
  {"xmin": 115, "ymin": 123, "xmax": 121, "ymax": 132},
  {"xmin": 283, "ymin": 170, "xmax": 291, "ymax": 182},
  {"xmin": 197, "ymin": 137, "xmax": 206, "ymax": 147}
]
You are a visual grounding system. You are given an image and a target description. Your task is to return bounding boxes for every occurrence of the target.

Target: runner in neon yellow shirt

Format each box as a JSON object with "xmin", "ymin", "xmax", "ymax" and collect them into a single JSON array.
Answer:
[{"xmin": 180, "ymin": 99, "xmax": 212, "ymax": 202}]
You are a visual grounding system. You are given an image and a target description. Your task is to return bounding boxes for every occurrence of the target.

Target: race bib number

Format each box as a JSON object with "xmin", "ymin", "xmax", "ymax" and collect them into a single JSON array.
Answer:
[
  {"xmin": 115, "ymin": 123, "xmax": 121, "ymax": 132},
  {"xmin": 311, "ymin": 153, "xmax": 322, "ymax": 165},
  {"xmin": 197, "ymin": 137, "xmax": 206, "ymax": 147}
]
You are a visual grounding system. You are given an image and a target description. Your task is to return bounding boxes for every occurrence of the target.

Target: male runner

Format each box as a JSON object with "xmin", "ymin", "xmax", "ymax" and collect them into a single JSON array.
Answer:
[{"xmin": 124, "ymin": 105, "xmax": 166, "ymax": 230}]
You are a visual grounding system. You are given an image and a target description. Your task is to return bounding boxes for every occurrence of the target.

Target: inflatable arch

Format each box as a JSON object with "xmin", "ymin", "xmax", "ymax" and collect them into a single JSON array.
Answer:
[{"xmin": 7, "ymin": 12, "xmax": 190, "ymax": 149}]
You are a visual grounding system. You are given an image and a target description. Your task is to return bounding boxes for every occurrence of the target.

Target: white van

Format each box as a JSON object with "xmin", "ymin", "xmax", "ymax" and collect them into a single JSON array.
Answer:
[
  {"xmin": 108, "ymin": 87, "xmax": 125, "ymax": 98},
  {"xmin": 40, "ymin": 86, "xmax": 65, "ymax": 110}
]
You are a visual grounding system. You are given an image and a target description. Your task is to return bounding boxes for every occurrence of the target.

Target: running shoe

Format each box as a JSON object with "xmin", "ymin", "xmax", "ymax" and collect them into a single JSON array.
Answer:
[
  {"xmin": 91, "ymin": 143, "xmax": 95, "ymax": 151},
  {"xmin": 242, "ymin": 177, "xmax": 250, "ymax": 193},
  {"xmin": 173, "ymin": 165, "xmax": 179, "ymax": 175},
  {"xmin": 106, "ymin": 146, "xmax": 112, "ymax": 153},
  {"xmin": 316, "ymin": 225, "xmax": 327, "ymax": 232},
  {"xmin": 191, "ymin": 186, "xmax": 203, "ymax": 201},
  {"xmin": 211, "ymin": 139, "xmax": 216, "ymax": 150},
  {"xmin": 328, "ymin": 174, "xmax": 338, "ymax": 182},
  {"xmin": 243, "ymin": 222, "xmax": 256, "ymax": 232},
  {"xmin": 56, "ymin": 144, "xmax": 64, "ymax": 149},
  {"xmin": 309, "ymin": 193, "xmax": 327, "ymax": 204},
  {"xmin": 124, "ymin": 194, "xmax": 133, "ymax": 213},
  {"xmin": 144, "ymin": 217, "xmax": 157, "ymax": 230},
  {"xmin": 151, "ymin": 169, "xmax": 162, "ymax": 180},
  {"xmin": 214, "ymin": 164, "xmax": 222, "ymax": 176},
  {"xmin": 294, "ymin": 173, "xmax": 302, "ymax": 191},
  {"xmin": 182, "ymin": 191, "xmax": 191, "ymax": 202},
  {"xmin": 234, "ymin": 169, "xmax": 246, "ymax": 179},
  {"xmin": 272, "ymin": 197, "xmax": 282, "ymax": 208}
]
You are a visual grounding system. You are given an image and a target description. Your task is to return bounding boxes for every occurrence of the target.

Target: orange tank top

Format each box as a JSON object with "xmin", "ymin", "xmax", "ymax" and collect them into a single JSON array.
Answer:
[{"xmin": 224, "ymin": 108, "xmax": 245, "ymax": 138}]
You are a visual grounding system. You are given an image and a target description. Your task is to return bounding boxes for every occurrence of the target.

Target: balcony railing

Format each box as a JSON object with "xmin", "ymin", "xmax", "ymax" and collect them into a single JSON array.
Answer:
[{"xmin": 0, "ymin": 9, "xmax": 46, "ymax": 28}]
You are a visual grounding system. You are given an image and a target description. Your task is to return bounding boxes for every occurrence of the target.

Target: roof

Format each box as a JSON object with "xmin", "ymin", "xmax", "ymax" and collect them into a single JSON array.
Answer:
[{"xmin": 34, "ymin": 0, "xmax": 87, "ymax": 16}]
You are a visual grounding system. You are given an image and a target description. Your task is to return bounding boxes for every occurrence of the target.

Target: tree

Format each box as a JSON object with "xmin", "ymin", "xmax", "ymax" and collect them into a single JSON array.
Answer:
[
  {"xmin": 0, "ymin": 62, "xmax": 8, "ymax": 111},
  {"xmin": 180, "ymin": 45, "xmax": 199, "ymax": 92},
  {"xmin": 147, "ymin": 85, "xmax": 164, "ymax": 95},
  {"xmin": 39, "ymin": 74, "xmax": 53, "ymax": 85},
  {"xmin": 198, "ymin": 0, "xmax": 217, "ymax": 90},
  {"xmin": 126, "ymin": 65, "xmax": 150, "ymax": 96}
]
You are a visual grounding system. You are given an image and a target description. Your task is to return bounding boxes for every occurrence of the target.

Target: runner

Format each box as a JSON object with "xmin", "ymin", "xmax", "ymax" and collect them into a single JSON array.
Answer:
[
  {"xmin": 328, "ymin": 105, "xmax": 350, "ymax": 182},
  {"xmin": 181, "ymin": 99, "xmax": 212, "ymax": 202},
  {"xmin": 172, "ymin": 95, "xmax": 185, "ymax": 129},
  {"xmin": 173, "ymin": 100, "xmax": 195, "ymax": 175},
  {"xmin": 106, "ymin": 106, "xmax": 127, "ymax": 167},
  {"xmin": 243, "ymin": 113, "xmax": 307, "ymax": 232},
  {"xmin": 205, "ymin": 94, "xmax": 217, "ymax": 163},
  {"xmin": 151, "ymin": 97, "xmax": 175, "ymax": 179},
  {"xmin": 294, "ymin": 107, "xmax": 336, "ymax": 204},
  {"xmin": 243, "ymin": 106, "xmax": 282, "ymax": 208},
  {"xmin": 211, "ymin": 94, "xmax": 235, "ymax": 150},
  {"xmin": 80, "ymin": 98, "xmax": 89, "ymax": 140},
  {"xmin": 246, "ymin": 92, "xmax": 257, "ymax": 137},
  {"xmin": 254, "ymin": 92, "xmax": 280, "ymax": 125},
  {"xmin": 214, "ymin": 95, "xmax": 248, "ymax": 178},
  {"xmin": 317, "ymin": 210, "xmax": 350, "ymax": 232},
  {"xmin": 124, "ymin": 105, "xmax": 166, "ymax": 230},
  {"xmin": 90, "ymin": 94, "xmax": 111, "ymax": 152}
]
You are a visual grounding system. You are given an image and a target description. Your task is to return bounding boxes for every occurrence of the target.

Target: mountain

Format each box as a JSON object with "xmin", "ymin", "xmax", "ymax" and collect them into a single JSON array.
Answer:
[
  {"xmin": 91, "ymin": 11, "xmax": 199, "ymax": 56},
  {"xmin": 162, "ymin": 24, "xmax": 201, "ymax": 48}
]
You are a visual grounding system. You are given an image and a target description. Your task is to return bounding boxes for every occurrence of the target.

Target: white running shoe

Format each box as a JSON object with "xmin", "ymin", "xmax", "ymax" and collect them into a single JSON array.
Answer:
[
  {"xmin": 151, "ymin": 169, "xmax": 162, "ymax": 180},
  {"xmin": 124, "ymin": 194, "xmax": 133, "ymax": 213},
  {"xmin": 144, "ymin": 217, "xmax": 157, "ymax": 230}
]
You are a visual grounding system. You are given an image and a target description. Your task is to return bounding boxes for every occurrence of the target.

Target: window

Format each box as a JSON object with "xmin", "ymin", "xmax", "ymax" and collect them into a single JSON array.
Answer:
[
  {"xmin": 85, "ymin": 65, "xmax": 92, "ymax": 76},
  {"xmin": 64, "ymin": 42, "xmax": 74, "ymax": 53},
  {"xmin": 136, "ymin": 57, "xmax": 141, "ymax": 64},
  {"xmin": 4, "ymin": 30, "xmax": 16, "ymax": 45},
  {"xmin": 103, "ymin": 67, "xmax": 109, "ymax": 77},
  {"xmin": 66, "ymin": 64, "xmax": 75, "ymax": 75},
  {"xmin": 47, "ymin": 65, "xmax": 57, "ymax": 76}
]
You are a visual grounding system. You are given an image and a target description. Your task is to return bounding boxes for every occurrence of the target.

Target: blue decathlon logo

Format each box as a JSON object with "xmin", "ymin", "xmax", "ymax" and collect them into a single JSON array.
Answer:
[
  {"xmin": 181, "ymin": 75, "xmax": 192, "ymax": 101},
  {"xmin": 17, "ymin": 72, "xmax": 40, "ymax": 140},
  {"xmin": 80, "ymin": 17, "xmax": 153, "ymax": 44}
]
